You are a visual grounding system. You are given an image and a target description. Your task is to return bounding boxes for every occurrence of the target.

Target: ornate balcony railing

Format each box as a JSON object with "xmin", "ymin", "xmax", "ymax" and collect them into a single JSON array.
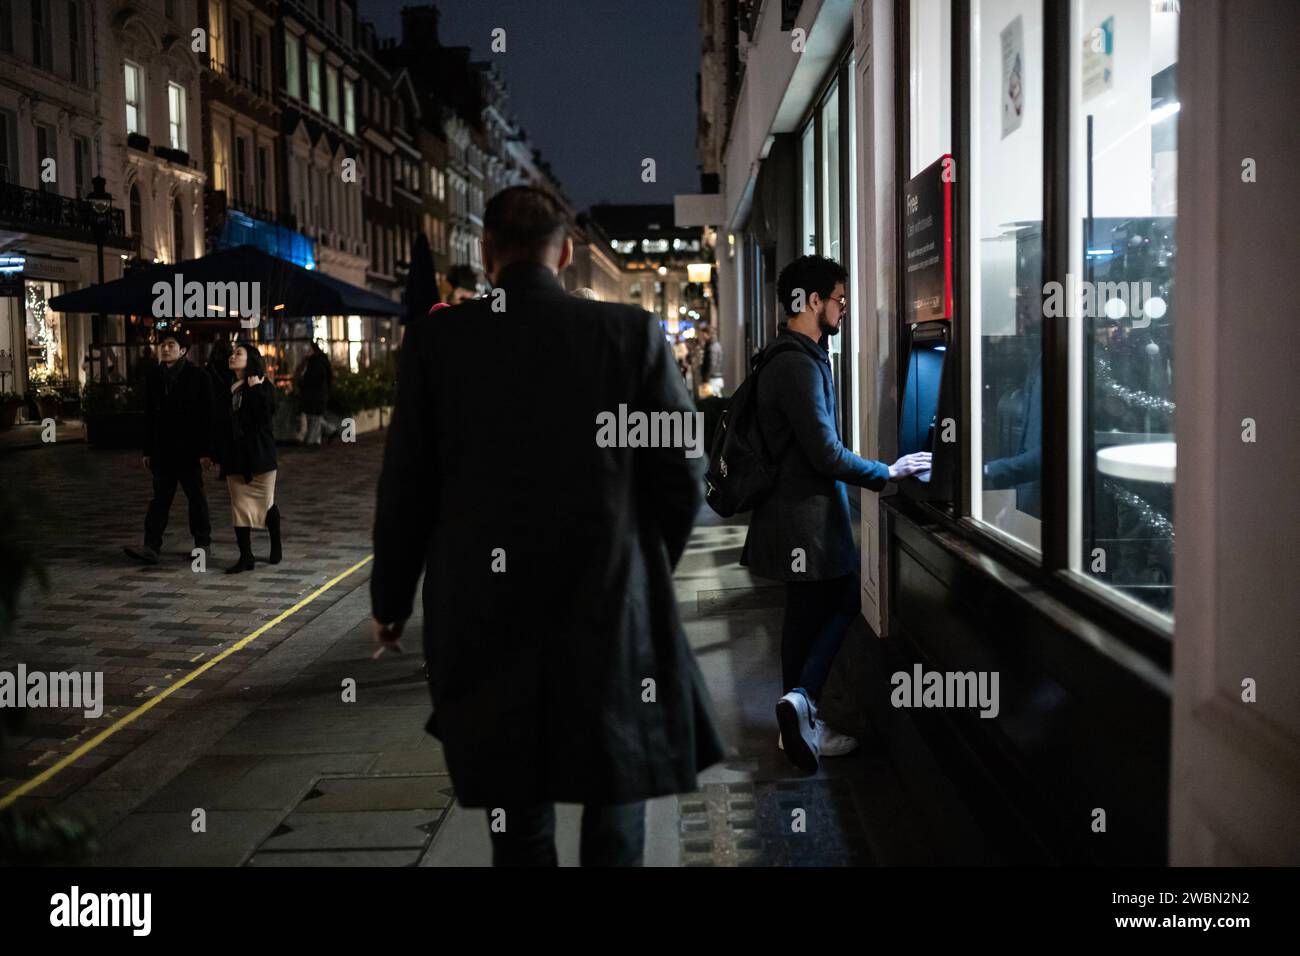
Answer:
[{"xmin": 0, "ymin": 181, "xmax": 128, "ymax": 244}]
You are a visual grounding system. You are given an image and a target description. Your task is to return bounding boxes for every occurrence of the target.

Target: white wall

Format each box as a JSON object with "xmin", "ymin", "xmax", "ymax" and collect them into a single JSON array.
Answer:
[{"xmin": 1170, "ymin": 0, "xmax": 1300, "ymax": 865}]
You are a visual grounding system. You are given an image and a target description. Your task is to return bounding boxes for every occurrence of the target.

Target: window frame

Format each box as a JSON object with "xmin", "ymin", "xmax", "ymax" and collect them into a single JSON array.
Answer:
[
  {"xmin": 124, "ymin": 60, "xmax": 145, "ymax": 135},
  {"xmin": 795, "ymin": 49, "xmax": 857, "ymax": 450},
  {"xmin": 894, "ymin": 0, "xmax": 1173, "ymax": 653},
  {"xmin": 167, "ymin": 81, "xmax": 187, "ymax": 152}
]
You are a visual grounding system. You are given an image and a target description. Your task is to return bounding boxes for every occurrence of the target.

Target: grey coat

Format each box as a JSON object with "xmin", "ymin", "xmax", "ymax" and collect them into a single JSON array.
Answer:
[
  {"xmin": 741, "ymin": 328, "xmax": 891, "ymax": 582},
  {"xmin": 371, "ymin": 261, "xmax": 725, "ymax": 808}
]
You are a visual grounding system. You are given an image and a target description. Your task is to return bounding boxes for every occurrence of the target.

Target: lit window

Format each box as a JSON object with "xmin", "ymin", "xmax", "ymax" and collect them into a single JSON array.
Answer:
[
  {"xmin": 1067, "ymin": 0, "xmax": 1179, "ymax": 616},
  {"xmin": 307, "ymin": 48, "xmax": 321, "ymax": 112},
  {"xmin": 284, "ymin": 32, "xmax": 301, "ymax": 99},
  {"xmin": 209, "ymin": 0, "xmax": 226, "ymax": 69},
  {"xmin": 326, "ymin": 64, "xmax": 339, "ymax": 123},
  {"xmin": 124, "ymin": 62, "xmax": 144, "ymax": 135},
  {"xmin": 167, "ymin": 82, "xmax": 186, "ymax": 151},
  {"xmin": 343, "ymin": 79, "xmax": 356, "ymax": 134}
]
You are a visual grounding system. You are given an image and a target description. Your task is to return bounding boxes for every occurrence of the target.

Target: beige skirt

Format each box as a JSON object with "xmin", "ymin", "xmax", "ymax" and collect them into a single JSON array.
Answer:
[{"xmin": 227, "ymin": 470, "xmax": 277, "ymax": 528}]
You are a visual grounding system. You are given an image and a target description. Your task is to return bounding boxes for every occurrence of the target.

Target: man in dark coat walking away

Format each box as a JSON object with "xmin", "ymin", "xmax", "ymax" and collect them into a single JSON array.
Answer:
[
  {"xmin": 741, "ymin": 255, "xmax": 930, "ymax": 774},
  {"xmin": 124, "ymin": 330, "xmax": 215, "ymax": 564},
  {"xmin": 370, "ymin": 185, "xmax": 725, "ymax": 866},
  {"xmin": 298, "ymin": 341, "xmax": 338, "ymax": 446}
]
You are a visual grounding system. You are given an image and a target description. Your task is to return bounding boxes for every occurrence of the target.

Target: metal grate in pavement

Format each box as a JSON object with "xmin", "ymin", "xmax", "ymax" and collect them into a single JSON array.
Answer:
[{"xmin": 677, "ymin": 779, "xmax": 875, "ymax": 867}]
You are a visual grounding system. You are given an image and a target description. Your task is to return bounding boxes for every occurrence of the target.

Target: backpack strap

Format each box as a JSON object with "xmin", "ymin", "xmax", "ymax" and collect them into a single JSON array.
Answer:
[{"xmin": 750, "ymin": 339, "xmax": 807, "ymax": 464}]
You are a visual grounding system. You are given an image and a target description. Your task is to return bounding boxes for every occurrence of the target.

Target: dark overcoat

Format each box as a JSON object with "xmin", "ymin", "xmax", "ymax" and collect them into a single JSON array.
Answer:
[
  {"xmin": 371, "ymin": 261, "xmax": 725, "ymax": 808},
  {"xmin": 217, "ymin": 380, "xmax": 278, "ymax": 481},
  {"xmin": 141, "ymin": 360, "xmax": 214, "ymax": 468},
  {"xmin": 298, "ymin": 352, "xmax": 332, "ymax": 415},
  {"xmin": 741, "ymin": 327, "xmax": 891, "ymax": 582}
]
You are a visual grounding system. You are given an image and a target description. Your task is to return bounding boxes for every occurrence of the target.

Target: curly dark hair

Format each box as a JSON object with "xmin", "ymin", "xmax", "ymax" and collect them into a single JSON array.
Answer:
[{"xmin": 776, "ymin": 255, "xmax": 847, "ymax": 316}]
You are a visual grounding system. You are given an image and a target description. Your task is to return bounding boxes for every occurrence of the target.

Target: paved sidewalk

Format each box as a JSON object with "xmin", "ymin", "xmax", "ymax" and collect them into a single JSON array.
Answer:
[
  {"xmin": 3, "ymin": 431, "xmax": 934, "ymax": 865},
  {"xmin": 0, "ymin": 433, "xmax": 382, "ymax": 819}
]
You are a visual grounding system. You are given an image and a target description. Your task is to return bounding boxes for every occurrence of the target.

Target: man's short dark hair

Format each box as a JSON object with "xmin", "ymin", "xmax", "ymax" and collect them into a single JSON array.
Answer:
[
  {"xmin": 483, "ymin": 185, "xmax": 567, "ymax": 260},
  {"xmin": 159, "ymin": 329, "xmax": 190, "ymax": 351},
  {"xmin": 776, "ymin": 255, "xmax": 847, "ymax": 316}
]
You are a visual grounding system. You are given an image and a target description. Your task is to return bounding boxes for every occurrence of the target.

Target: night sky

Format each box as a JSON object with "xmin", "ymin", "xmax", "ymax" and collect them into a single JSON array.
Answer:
[{"xmin": 367, "ymin": 0, "xmax": 702, "ymax": 212}]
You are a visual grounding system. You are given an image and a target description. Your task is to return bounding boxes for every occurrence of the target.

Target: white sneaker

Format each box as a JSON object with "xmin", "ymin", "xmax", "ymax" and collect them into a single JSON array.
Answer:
[
  {"xmin": 775, "ymin": 690, "xmax": 820, "ymax": 772},
  {"xmin": 816, "ymin": 720, "xmax": 859, "ymax": 757}
]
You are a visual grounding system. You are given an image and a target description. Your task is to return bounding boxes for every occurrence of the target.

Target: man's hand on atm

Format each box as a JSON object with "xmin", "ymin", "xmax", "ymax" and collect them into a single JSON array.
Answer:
[{"xmin": 888, "ymin": 452, "xmax": 933, "ymax": 480}]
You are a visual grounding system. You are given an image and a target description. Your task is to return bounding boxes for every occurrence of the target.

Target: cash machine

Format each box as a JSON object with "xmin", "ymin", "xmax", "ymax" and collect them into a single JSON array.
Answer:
[{"xmin": 898, "ymin": 155, "xmax": 956, "ymax": 501}]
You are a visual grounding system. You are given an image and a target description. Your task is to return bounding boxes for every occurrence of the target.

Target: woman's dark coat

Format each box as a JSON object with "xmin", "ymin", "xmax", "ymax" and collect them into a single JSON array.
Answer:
[
  {"xmin": 217, "ymin": 379, "xmax": 278, "ymax": 481},
  {"xmin": 741, "ymin": 327, "xmax": 890, "ymax": 582},
  {"xmin": 298, "ymin": 351, "xmax": 332, "ymax": 415},
  {"xmin": 371, "ymin": 261, "xmax": 726, "ymax": 809}
]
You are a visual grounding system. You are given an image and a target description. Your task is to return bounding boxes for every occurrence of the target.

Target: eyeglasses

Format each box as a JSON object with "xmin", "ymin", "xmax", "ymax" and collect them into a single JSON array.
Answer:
[{"xmin": 830, "ymin": 295, "xmax": 848, "ymax": 309}]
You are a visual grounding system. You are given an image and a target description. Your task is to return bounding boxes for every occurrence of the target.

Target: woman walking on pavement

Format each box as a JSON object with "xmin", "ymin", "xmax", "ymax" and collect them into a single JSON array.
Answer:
[{"xmin": 219, "ymin": 341, "xmax": 281, "ymax": 574}]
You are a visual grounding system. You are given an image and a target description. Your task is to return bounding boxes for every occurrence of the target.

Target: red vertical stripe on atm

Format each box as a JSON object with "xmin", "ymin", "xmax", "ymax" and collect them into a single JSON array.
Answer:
[{"xmin": 943, "ymin": 154, "xmax": 954, "ymax": 320}]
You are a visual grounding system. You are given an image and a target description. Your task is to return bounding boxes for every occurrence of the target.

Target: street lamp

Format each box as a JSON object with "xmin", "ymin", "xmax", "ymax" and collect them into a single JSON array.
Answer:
[{"xmin": 86, "ymin": 176, "xmax": 112, "ymax": 384}]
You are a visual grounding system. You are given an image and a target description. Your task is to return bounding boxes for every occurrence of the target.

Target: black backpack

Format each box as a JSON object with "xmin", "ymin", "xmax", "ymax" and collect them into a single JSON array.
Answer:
[{"xmin": 704, "ymin": 340, "xmax": 802, "ymax": 517}]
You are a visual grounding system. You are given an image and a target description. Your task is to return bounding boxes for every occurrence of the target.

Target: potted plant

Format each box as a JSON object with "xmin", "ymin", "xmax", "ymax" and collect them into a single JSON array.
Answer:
[
  {"xmin": 26, "ymin": 370, "xmax": 65, "ymax": 420},
  {"xmin": 0, "ymin": 392, "xmax": 21, "ymax": 429},
  {"xmin": 82, "ymin": 380, "xmax": 143, "ymax": 448}
]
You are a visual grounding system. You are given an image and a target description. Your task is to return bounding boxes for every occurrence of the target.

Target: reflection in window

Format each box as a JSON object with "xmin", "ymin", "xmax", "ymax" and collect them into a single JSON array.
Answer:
[
  {"xmin": 909, "ymin": 0, "xmax": 951, "ymax": 176},
  {"xmin": 801, "ymin": 122, "xmax": 816, "ymax": 254},
  {"xmin": 1069, "ymin": 0, "xmax": 1178, "ymax": 617},
  {"xmin": 970, "ymin": 0, "xmax": 1044, "ymax": 552}
]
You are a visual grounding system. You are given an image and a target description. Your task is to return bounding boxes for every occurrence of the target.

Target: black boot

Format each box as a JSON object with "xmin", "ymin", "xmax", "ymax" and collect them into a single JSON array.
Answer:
[
  {"xmin": 266, "ymin": 505, "xmax": 282, "ymax": 565},
  {"xmin": 225, "ymin": 527, "xmax": 255, "ymax": 574}
]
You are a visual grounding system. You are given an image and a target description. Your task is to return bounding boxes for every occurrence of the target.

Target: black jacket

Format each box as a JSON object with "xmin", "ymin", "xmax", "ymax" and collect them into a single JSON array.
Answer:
[
  {"xmin": 217, "ymin": 379, "xmax": 278, "ymax": 481},
  {"xmin": 298, "ymin": 352, "xmax": 332, "ymax": 415},
  {"xmin": 141, "ymin": 359, "xmax": 213, "ymax": 467},
  {"xmin": 371, "ymin": 261, "xmax": 725, "ymax": 808},
  {"xmin": 741, "ymin": 327, "xmax": 890, "ymax": 581}
]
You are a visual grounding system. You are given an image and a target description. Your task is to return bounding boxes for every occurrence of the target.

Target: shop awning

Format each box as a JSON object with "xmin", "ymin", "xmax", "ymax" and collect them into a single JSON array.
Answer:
[{"xmin": 47, "ymin": 245, "xmax": 402, "ymax": 319}]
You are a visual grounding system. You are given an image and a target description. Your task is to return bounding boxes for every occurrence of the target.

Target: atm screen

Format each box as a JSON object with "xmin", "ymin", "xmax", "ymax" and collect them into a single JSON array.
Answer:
[{"xmin": 900, "ymin": 339, "xmax": 947, "ymax": 482}]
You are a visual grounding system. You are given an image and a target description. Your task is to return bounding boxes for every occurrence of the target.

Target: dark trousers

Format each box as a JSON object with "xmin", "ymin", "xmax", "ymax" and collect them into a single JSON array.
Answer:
[
  {"xmin": 144, "ymin": 461, "xmax": 211, "ymax": 550},
  {"xmin": 486, "ymin": 802, "xmax": 646, "ymax": 867},
  {"xmin": 782, "ymin": 573, "xmax": 861, "ymax": 700}
]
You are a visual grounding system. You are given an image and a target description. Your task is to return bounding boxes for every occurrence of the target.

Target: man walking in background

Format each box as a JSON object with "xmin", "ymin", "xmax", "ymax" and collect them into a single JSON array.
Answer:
[
  {"xmin": 370, "ymin": 185, "xmax": 724, "ymax": 866},
  {"xmin": 124, "ymin": 330, "xmax": 215, "ymax": 565},
  {"xmin": 742, "ymin": 255, "xmax": 931, "ymax": 773}
]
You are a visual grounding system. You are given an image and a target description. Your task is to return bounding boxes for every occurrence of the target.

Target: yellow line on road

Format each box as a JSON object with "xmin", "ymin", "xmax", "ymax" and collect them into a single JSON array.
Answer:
[{"xmin": 0, "ymin": 554, "xmax": 374, "ymax": 811}]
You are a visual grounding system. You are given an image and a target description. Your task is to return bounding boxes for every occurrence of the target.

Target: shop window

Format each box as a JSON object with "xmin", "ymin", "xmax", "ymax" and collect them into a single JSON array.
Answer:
[
  {"xmin": 1067, "ymin": 0, "xmax": 1178, "ymax": 617},
  {"xmin": 820, "ymin": 87, "xmax": 842, "ymax": 263},
  {"xmin": 909, "ymin": 0, "xmax": 951, "ymax": 175},
  {"xmin": 969, "ymin": 0, "xmax": 1045, "ymax": 552}
]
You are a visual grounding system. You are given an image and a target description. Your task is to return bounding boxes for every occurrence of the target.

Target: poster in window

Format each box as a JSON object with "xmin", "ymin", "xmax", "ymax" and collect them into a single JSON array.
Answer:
[
  {"xmin": 903, "ymin": 155, "xmax": 953, "ymax": 324},
  {"xmin": 1001, "ymin": 15, "xmax": 1025, "ymax": 139}
]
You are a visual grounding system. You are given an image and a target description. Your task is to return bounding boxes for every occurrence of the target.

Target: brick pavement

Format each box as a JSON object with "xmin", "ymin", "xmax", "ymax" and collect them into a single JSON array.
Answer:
[{"xmin": 0, "ymin": 434, "xmax": 383, "ymax": 808}]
